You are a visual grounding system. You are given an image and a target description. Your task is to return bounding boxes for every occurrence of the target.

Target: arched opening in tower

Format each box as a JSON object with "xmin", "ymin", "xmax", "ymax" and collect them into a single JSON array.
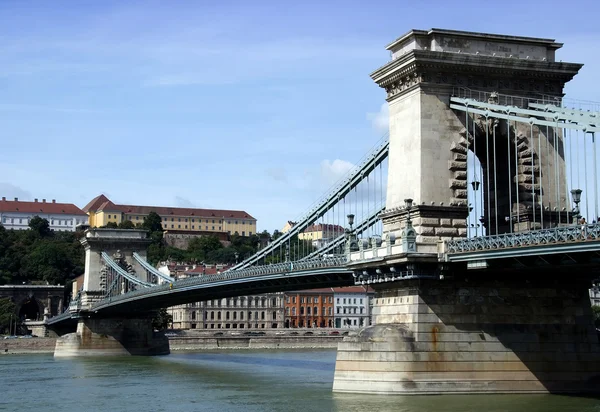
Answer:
[{"xmin": 19, "ymin": 299, "xmax": 40, "ymax": 321}]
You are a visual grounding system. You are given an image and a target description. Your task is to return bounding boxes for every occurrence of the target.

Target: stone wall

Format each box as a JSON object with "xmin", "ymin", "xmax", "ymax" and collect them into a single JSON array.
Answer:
[
  {"xmin": 169, "ymin": 336, "xmax": 342, "ymax": 350},
  {"xmin": 2, "ymin": 338, "xmax": 56, "ymax": 354}
]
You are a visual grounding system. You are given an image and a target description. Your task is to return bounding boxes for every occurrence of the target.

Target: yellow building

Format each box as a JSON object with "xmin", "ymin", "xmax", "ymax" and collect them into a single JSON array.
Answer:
[
  {"xmin": 298, "ymin": 224, "xmax": 345, "ymax": 248},
  {"xmin": 281, "ymin": 221, "xmax": 296, "ymax": 234},
  {"xmin": 83, "ymin": 194, "xmax": 257, "ymax": 236}
]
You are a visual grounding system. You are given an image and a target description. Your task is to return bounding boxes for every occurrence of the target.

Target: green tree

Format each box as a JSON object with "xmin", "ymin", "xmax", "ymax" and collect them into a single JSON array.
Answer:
[
  {"xmin": 0, "ymin": 298, "xmax": 16, "ymax": 334},
  {"xmin": 143, "ymin": 212, "xmax": 163, "ymax": 233},
  {"xmin": 29, "ymin": 216, "xmax": 51, "ymax": 237},
  {"xmin": 103, "ymin": 222, "xmax": 118, "ymax": 228},
  {"xmin": 188, "ymin": 235, "xmax": 222, "ymax": 261},
  {"xmin": 152, "ymin": 308, "xmax": 173, "ymax": 330},
  {"xmin": 118, "ymin": 220, "xmax": 135, "ymax": 229}
]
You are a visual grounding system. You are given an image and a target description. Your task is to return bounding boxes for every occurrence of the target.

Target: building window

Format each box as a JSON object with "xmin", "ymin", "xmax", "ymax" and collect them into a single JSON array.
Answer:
[
  {"xmin": 192, "ymin": 226, "xmax": 195, "ymax": 229},
  {"xmin": 242, "ymin": 231, "xmax": 245, "ymax": 236},
  {"xmin": 178, "ymin": 225, "xmax": 181, "ymax": 229},
  {"xmin": 286, "ymin": 296, "xmax": 290, "ymax": 304},
  {"xmin": 171, "ymin": 224, "xmax": 174, "ymax": 228},
  {"xmin": 307, "ymin": 307, "xmax": 311, "ymax": 315},
  {"xmin": 292, "ymin": 307, "xmax": 296, "ymax": 316},
  {"xmin": 219, "ymin": 226, "xmax": 221, "ymax": 230},
  {"xmin": 185, "ymin": 225, "xmax": 188, "ymax": 229},
  {"xmin": 337, "ymin": 298, "xmax": 340, "ymax": 304},
  {"xmin": 286, "ymin": 308, "xmax": 290, "ymax": 316},
  {"xmin": 314, "ymin": 307, "xmax": 318, "ymax": 315},
  {"xmin": 329, "ymin": 297, "xmax": 333, "ymax": 303},
  {"xmin": 337, "ymin": 307, "xmax": 340, "ymax": 314},
  {"xmin": 212, "ymin": 226, "xmax": 215, "ymax": 230},
  {"xmin": 185, "ymin": 218, "xmax": 188, "ymax": 222},
  {"xmin": 300, "ymin": 307, "xmax": 304, "ymax": 315},
  {"xmin": 292, "ymin": 297, "xmax": 296, "ymax": 304}
]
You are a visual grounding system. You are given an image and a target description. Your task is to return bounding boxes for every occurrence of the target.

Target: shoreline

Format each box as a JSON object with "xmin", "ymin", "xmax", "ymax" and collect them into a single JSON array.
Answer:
[{"xmin": 2, "ymin": 335, "xmax": 343, "ymax": 354}]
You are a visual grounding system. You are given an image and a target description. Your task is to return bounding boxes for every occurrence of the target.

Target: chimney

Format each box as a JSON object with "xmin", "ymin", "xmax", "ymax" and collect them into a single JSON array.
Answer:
[
  {"xmin": 52, "ymin": 199, "xmax": 56, "ymax": 203},
  {"xmin": 34, "ymin": 198, "xmax": 38, "ymax": 202},
  {"xmin": 42, "ymin": 199, "xmax": 46, "ymax": 203},
  {"xmin": 14, "ymin": 197, "xmax": 18, "ymax": 201}
]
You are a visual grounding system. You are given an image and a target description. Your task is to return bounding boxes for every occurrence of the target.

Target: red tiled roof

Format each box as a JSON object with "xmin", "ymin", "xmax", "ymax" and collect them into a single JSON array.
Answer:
[
  {"xmin": 85, "ymin": 194, "xmax": 255, "ymax": 220},
  {"xmin": 82, "ymin": 194, "xmax": 110, "ymax": 213},
  {"xmin": 0, "ymin": 199, "xmax": 86, "ymax": 216}
]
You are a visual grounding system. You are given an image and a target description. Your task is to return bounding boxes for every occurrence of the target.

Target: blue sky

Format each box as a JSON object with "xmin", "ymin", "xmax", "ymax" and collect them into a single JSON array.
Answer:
[{"xmin": 1, "ymin": 0, "xmax": 599, "ymax": 232}]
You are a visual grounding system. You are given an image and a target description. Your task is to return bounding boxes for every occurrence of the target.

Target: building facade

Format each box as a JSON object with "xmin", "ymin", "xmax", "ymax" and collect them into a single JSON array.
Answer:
[
  {"xmin": 284, "ymin": 288, "xmax": 335, "ymax": 328},
  {"xmin": 159, "ymin": 261, "xmax": 285, "ymax": 330},
  {"xmin": 84, "ymin": 194, "xmax": 257, "ymax": 237},
  {"xmin": 333, "ymin": 286, "xmax": 374, "ymax": 328},
  {"xmin": 0, "ymin": 197, "xmax": 88, "ymax": 232},
  {"xmin": 298, "ymin": 224, "xmax": 345, "ymax": 248}
]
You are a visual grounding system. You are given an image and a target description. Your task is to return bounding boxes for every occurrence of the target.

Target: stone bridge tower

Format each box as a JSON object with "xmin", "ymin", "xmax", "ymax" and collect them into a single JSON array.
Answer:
[
  {"xmin": 373, "ymin": 29, "xmax": 581, "ymax": 247},
  {"xmin": 80, "ymin": 228, "xmax": 152, "ymax": 307}
]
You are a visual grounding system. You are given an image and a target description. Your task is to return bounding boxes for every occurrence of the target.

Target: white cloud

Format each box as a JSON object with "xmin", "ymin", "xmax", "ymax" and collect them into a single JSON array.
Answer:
[
  {"xmin": 319, "ymin": 159, "xmax": 355, "ymax": 189},
  {"xmin": 366, "ymin": 103, "xmax": 389, "ymax": 134}
]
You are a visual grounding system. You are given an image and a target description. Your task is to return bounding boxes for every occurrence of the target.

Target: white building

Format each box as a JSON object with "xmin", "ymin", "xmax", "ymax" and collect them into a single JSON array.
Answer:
[
  {"xmin": 0, "ymin": 197, "xmax": 88, "ymax": 232},
  {"xmin": 333, "ymin": 286, "xmax": 374, "ymax": 329}
]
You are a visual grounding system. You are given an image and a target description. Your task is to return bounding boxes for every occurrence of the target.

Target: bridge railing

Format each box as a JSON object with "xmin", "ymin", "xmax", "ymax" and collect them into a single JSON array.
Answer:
[
  {"xmin": 445, "ymin": 224, "xmax": 600, "ymax": 254},
  {"xmin": 89, "ymin": 256, "xmax": 348, "ymax": 309}
]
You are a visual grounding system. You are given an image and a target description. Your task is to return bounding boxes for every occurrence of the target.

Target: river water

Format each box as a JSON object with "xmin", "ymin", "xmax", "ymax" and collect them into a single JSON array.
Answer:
[{"xmin": 1, "ymin": 349, "xmax": 600, "ymax": 412}]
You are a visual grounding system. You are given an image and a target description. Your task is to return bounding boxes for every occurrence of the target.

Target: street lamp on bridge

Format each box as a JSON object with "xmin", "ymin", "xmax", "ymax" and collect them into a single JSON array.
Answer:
[{"xmin": 571, "ymin": 188, "xmax": 582, "ymax": 223}]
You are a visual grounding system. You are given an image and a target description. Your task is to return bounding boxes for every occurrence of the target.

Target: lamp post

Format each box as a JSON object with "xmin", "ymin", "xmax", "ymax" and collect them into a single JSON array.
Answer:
[
  {"xmin": 571, "ymin": 188, "xmax": 582, "ymax": 224},
  {"xmin": 404, "ymin": 198, "xmax": 413, "ymax": 225},
  {"xmin": 234, "ymin": 252, "xmax": 239, "ymax": 264},
  {"xmin": 347, "ymin": 214, "xmax": 354, "ymax": 231}
]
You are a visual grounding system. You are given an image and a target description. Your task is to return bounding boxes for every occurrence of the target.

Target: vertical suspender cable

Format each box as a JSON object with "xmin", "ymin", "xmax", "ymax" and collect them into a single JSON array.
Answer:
[
  {"xmin": 554, "ymin": 122, "xmax": 559, "ymax": 225},
  {"xmin": 492, "ymin": 121, "xmax": 499, "ymax": 235},
  {"xmin": 539, "ymin": 126, "xmax": 544, "ymax": 228},
  {"xmin": 515, "ymin": 123, "xmax": 520, "ymax": 230},
  {"xmin": 473, "ymin": 115, "xmax": 478, "ymax": 236},
  {"xmin": 466, "ymin": 107, "xmax": 471, "ymax": 236},
  {"xmin": 486, "ymin": 116, "xmax": 491, "ymax": 234},
  {"xmin": 531, "ymin": 122, "xmax": 536, "ymax": 227},
  {"xmin": 593, "ymin": 132, "xmax": 598, "ymax": 222},
  {"xmin": 507, "ymin": 116, "xmax": 513, "ymax": 233},
  {"xmin": 567, "ymin": 127, "xmax": 572, "ymax": 224},
  {"xmin": 585, "ymin": 131, "xmax": 590, "ymax": 221}
]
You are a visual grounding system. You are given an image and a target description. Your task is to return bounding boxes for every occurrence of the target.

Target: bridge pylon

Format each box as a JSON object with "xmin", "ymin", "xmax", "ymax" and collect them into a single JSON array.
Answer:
[
  {"xmin": 54, "ymin": 229, "xmax": 169, "ymax": 357},
  {"xmin": 333, "ymin": 29, "xmax": 600, "ymax": 395}
]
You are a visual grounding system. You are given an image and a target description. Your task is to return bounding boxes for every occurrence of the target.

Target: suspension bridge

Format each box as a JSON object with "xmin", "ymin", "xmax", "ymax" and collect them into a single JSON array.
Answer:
[{"xmin": 47, "ymin": 28, "xmax": 600, "ymax": 395}]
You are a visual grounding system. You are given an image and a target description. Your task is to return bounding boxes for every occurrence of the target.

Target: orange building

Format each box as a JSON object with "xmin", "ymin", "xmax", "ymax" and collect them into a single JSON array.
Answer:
[{"xmin": 284, "ymin": 288, "xmax": 335, "ymax": 328}]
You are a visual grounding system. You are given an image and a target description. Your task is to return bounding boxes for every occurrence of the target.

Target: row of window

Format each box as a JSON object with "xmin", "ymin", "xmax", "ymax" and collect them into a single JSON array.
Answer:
[
  {"xmin": 195, "ymin": 311, "xmax": 278, "ymax": 321},
  {"xmin": 337, "ymin": 298, "xmax": 364, "ymax": 305},
  {"xmin": 336, "ymin": 307, "xmax": 364, "ymax": 314},
  {"xmin": 201, "ymin": 298, "xmax": 278, "ymax": 307},
  {"xmin": 286, "ymin": 306, "xmax": 334, "ymax": 316},
  {"xmin": 286, "ymin": 296, "xmax": 334, "ymax": 304},
  {"xmin": 2, "ymin": 217, "xmax": 84, "ymax": 226},
  {"xmin": 106, "ymin": 213, "xmax": 255, "ymax": 227}
]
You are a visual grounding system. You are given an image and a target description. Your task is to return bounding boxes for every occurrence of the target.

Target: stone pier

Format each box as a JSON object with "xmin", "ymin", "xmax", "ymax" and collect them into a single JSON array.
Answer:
[
  {"xmin": 333, "ymin": 277, "xmax": 600, "ymax": 394},
  {"xmin": 54, "ymin": 316, "xmax": 169, "ymax": 357}
]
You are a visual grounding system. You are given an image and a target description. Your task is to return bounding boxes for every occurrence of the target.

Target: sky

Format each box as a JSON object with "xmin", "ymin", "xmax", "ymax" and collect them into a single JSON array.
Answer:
[{"xmin": 1, "ymin": 0, "xmax": 599, "ymax": 232}]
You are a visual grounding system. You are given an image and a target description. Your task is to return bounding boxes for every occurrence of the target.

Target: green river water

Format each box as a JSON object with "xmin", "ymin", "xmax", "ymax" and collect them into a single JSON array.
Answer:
[{"xmin": 1, "ymin": 349, "xmax": 600, "ymax": 412}]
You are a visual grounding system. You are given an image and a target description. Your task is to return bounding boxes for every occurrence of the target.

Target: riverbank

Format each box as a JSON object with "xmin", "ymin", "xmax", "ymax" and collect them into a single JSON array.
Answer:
[
  {"xmin": 168, "ymin": 335, "xmax": 343, "ymax": 351},
  {"xmin": 2, "ymin": 337, "xmax": 56, "ymax": 354},
  {"xmin": 1, "ymin": 335, "xmax": 344, "ymax": 354}
]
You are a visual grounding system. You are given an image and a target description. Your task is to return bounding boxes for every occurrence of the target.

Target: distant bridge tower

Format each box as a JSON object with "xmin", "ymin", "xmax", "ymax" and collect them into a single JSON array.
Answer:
[
  {"xmin": 54, "ymin": 229, "xmax": 168, "ymax": 357},
  {"xmin": 80, "ymin": 229, "xmax": 152, "ymax": 307},
  {"xmin": 333, "ymin": 29, "xmax": 600, "ymax": 395}
]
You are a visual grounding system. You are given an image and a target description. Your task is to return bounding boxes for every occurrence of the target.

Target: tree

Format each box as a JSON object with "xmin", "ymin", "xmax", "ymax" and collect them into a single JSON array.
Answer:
[
  {"xmin": 142, "ymin": 212, "xmax": 163, "ymax": 233},
  {"xmin": 0, "ymin": 298, "xmax": 16, "ymax": 334},
  {"xmin": 152, "ymin": 308, "xmax": 172, "ymax": 330},
  {"xmin": 103, "ymin": 222, "xmax": 118, "ymax": 228},
  {"xmin": 118, "ymin": 220, "xmax": 135, "ymax": 229},
  {"xmin": 188, "ymin": 235, "xmax": 222, "ymax": 261},
  {"xmin": 29, "ymin": 216, "xmax": 50, "ymax": 237}
]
